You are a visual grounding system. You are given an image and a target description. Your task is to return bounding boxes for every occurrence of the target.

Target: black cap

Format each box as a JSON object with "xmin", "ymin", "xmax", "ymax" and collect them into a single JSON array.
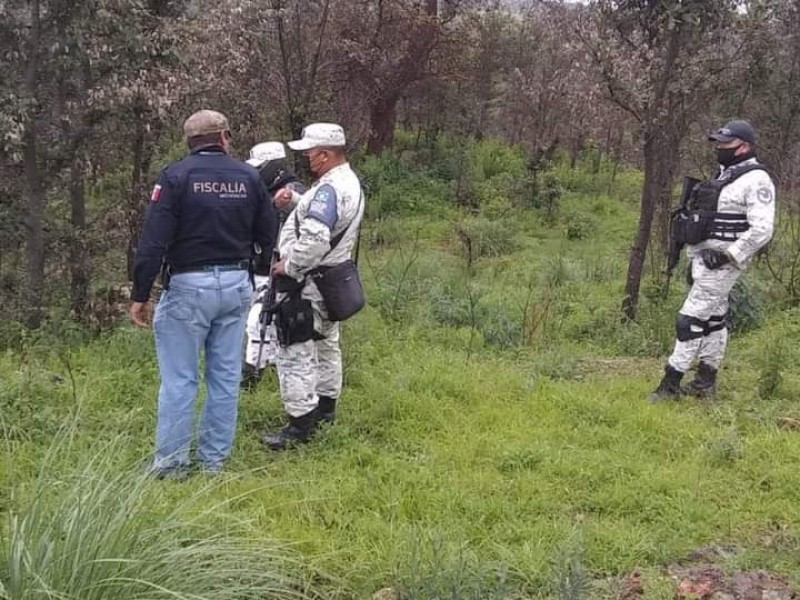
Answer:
[
  {"xmin": 260, "ymin": 161, "xmax": 298, "ymax": 193},
  {"xmin": 708, "ymin": 119, "xmax": 756, "ymax": 145}
]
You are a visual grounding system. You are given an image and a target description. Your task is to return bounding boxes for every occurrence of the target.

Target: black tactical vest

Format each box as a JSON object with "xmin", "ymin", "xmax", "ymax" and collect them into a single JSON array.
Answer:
[{"xmin": 671, "ymin": 162, "xmax": 765, "ymax": 245}]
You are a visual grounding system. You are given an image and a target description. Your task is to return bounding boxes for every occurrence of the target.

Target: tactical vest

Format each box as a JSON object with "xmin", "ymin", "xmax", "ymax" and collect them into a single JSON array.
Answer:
[{"xmin": 671, "ymin": 162, "xmax": 765, "ymax": 246}]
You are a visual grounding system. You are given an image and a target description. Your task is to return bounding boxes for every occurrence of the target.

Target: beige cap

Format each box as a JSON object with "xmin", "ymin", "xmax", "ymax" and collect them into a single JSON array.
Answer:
[
  {"xmin": 246, "ymin": 142, "xmax": 286, "ymax": 167},
  {"xmin": 287, "ymin": 123, "xmax": 346, "ymax": 150},
  {"xmin": 183, "ymin": 110, "xmax": 230, "ymax": 138}
]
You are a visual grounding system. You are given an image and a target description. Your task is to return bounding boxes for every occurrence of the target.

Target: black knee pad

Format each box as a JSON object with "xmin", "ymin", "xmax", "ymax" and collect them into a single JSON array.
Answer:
[{"xmin": 676, "ymin": 313, "xmax": 706, "ymax": 342}]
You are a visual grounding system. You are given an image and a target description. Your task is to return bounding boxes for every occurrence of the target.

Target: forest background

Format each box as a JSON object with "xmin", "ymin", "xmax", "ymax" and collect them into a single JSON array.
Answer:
[{"xmin": 3, "ymin": 0, "xmax": 800, "ymax": 599}]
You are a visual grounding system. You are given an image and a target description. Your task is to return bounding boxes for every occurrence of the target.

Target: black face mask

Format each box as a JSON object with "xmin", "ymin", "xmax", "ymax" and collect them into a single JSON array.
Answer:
[{"xmin": 717, "ymin": 146, "xmax": 742, "ymax": 167}]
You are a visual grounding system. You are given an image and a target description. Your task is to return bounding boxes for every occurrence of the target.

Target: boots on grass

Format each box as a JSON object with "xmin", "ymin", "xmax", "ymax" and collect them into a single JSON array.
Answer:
[
  {"xmin": 315, "ymin": 395, "xmax": 337, "ymax": 425},
  {"xmin": 649, "ymin": 365, "xmax": 684, "ymax": 403},
  {"xmin": 260, "ymin": 411, "xmax": 317, "ymax": 451},
  {"xmin": 682, "ymin": 362, "xmax": 717, "ymax": 398}
]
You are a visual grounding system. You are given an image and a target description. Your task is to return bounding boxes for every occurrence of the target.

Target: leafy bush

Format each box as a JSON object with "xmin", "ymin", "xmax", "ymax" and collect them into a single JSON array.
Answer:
[
  {"xmin": 564, "ymin": 212, "xmax": 596, "ymax": 241},
  {"xmin": 430, "ymin": 283, "xmax": 523, "ymax": 349},
  {"xmin": 728, "ymin": 278, "xmax": 765, "ymax": 333},
  {"xmin": 468, "ymin": 138, "xmax": 526, "ymax": 182},
  {"xmin": 454, "ymin": 217, "xmax": 519, "ymax": 263},
  {"xmin": 356, "ymin": 152, "xmax": 450, "ymax": 217}
]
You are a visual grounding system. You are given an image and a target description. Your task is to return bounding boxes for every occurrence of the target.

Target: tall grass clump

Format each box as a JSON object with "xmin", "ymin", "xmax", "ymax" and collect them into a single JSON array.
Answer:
[
  {"xmin": 390, "ymin": 533, "xmax": 510, "ymax": 600},
  {"xmin": 550, "ymin": 529, "xmax": 589, "ymax": 600},
  {"xmin": 0, "ymin": 441, "xmax": 307, "ymax": 600},
  {"xmin": 757, "ymin": 337, "xmax": 788, "ymax": 400}
]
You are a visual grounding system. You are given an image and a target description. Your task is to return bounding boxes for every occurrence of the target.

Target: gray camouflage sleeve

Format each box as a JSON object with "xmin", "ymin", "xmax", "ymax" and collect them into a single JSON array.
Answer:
[
  {"xmin": 727, "ymin": 173, "xmax": 776, "ymax": 267},
  {"xmin": 284, "ymin": 184, "xmax": 338, "ymax": 278}
]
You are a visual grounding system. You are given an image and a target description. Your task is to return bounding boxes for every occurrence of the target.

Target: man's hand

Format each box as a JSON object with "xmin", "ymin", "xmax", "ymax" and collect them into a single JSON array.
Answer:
[
  {"xmin": 701, "ymin": 249, "xmax": 732, "ymax": 270},
  {"xmin": 130, "ymin": 301, "xmax": 152, "ymax": 328},
  {"xmin": 273, "ymin": 187, "xmax": 293, "ymax": 211},
  {"xmin": 271, "ymin": 259, "xmax": 286, "ymax": 277}
]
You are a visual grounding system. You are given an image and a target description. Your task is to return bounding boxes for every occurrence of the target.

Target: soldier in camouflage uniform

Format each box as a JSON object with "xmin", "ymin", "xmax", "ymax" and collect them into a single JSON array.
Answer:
[
  {"xmin": 651, "ymin": 120, "xmax": 776, "ymax": 401},
  {"xmin": 261, "ymin": 123, "xmax": 364, "ymax": 449},
  {"xmin": 240, "ymin": 142, "xmax": 307, "ymax": 389}
]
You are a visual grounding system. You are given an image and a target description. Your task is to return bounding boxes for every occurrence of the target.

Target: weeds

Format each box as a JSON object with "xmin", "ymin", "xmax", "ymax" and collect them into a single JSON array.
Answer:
[
  {"xmin": 4, "ymin": 144, "xmax": 800, "ymax": 600},
  {"xmin": 758, "ymin": 336, "xmax": 787, "ymax": 400},
  {"xmin": 0, "ymin": 437, "xmax": 307, "ymax": 600}
]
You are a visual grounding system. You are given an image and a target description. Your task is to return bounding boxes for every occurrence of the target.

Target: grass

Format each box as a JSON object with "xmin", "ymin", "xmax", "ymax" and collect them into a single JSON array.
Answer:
[
  {"xmin": 2, "ymin": 155, "xmax": 800, "ymax": 599},
  {"xmin": 0, "ymin": 433, "xmax": 310, "ymax": 600}
]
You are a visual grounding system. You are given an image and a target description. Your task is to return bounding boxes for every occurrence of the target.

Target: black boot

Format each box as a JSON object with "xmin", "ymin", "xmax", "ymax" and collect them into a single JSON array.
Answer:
[
  {"xmin": 315, "ymin": 395, "xmax": 337, "ymax": 425},
  {"xmin": 260, "ymin": 411, "xmax": 317, "ymax": 451},
  {"xmin": 649, "ymin": 365, "xmax": 684, "ymax": 403},
  {"xmin": 682, "ymin": 362, "xmax": 717, "ymax": 398},
  {"xmin": 240, "ymin": 363, "xmax": 263, "ymax": 391}
]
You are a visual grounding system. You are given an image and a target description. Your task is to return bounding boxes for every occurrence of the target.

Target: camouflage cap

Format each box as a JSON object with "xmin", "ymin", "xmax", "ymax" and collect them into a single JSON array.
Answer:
[
  {"xmin": 183, "ymin": 109, "xmax": 231, "ymax": 138},
  {"xmin": 247, "ymin": 141, "xmax": 286, "ymax": 167},
  {"xmin": 287, "ymin": 123, "xmax": 346, "ymax": 151}
]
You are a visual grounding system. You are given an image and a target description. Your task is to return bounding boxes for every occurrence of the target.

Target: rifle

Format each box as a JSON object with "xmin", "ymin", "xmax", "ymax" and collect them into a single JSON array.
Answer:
[
  {"xmin": 254, "ymin": 212, "xmax": 285, "ymax": 370},
  {"xmin": 663, "ymin": 176, "xmax": 702, "ymax": 297}
]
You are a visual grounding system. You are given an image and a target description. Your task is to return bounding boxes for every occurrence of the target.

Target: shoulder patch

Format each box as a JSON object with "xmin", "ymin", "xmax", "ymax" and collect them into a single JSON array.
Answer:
[
  {"xmin": 756, "ymin": 186, "xmax": 774, "ymax": 204},
  {"xmin": 306, "ymin": 183, "xmax": 338, "ymax": 229}
]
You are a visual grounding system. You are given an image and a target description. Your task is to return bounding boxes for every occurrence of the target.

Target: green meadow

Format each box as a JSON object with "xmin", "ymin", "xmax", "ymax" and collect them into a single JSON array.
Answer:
[{"xmin": 2, "ymin": 136, "xmax": 800, "ymax": 599}]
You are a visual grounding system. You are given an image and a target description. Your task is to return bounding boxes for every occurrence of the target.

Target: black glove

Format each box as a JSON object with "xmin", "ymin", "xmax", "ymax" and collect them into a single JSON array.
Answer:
[{"xmin": 700, "ymin": 249, "xmax": 731, "ymax": 270}]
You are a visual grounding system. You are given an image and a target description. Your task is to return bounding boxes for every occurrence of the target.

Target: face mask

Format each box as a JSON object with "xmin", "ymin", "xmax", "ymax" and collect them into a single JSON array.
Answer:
[{"xmin": 716, "ymin": 146, "xmax": 740, "ymax": 167}]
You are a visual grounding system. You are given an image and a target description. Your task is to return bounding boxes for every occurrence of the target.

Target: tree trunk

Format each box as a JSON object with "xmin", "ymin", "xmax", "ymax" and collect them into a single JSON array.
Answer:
[
  {"xmin": 127, "ymin": 118, "xmax": 146, "ymax": 279},
  {"xmin": 70, "ymin": 156, "xmax": 89, "ymax": 322},
  {"xmin": 367, "ymin": 95, "xmax": 399, "ymax": 155},
  {"xmin": 23, "ymin": 0, "xmax": 44, "ymax": 329},
  {"xmin": 127, "ymin": 114, "xmax": 159, "ymax": 279},
  {"xmin": 622, "ymin": 128, "xmax": 675, "ymax": 321}
]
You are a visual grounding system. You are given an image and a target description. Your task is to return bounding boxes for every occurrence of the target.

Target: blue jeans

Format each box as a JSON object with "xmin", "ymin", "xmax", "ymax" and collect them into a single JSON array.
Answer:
[{"xmin": 152, "ymin": 268, "xmax": 251, "ymax": 471}]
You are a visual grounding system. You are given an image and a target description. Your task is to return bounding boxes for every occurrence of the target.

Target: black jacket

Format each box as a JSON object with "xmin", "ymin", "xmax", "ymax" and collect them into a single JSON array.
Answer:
[{"xmin": 132, "ymin": 146, "xmax": 277, "ymax": 301}]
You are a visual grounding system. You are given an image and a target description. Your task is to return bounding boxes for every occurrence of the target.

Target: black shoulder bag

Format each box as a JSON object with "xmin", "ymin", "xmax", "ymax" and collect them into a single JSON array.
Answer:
[{"xmin": 298, "ymin": 193, "xmax": 365, "ymax": 321}]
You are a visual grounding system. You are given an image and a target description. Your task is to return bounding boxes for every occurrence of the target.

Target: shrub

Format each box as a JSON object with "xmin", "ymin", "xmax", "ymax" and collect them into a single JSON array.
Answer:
[
  {"xmin": 468, "ymin": 138, "xmax": 526, "ymax": 182},
  {"xmin": 356, "ymin": 152, "xmax": 449, "ymax": 217},
  {"xmin": 564, "ymin": 212, "xmax": 596, "ymax": 241},
  {"xmin": 728, "ymin": 279, "xmax": 765, "ymax": 333},
  {"xmin": 430, "ymin": 283, "xmax": 523, "ymax": 349},
  {"xmin": 454, "ymin": 217, "xmax": 519, "ymax": 263}
]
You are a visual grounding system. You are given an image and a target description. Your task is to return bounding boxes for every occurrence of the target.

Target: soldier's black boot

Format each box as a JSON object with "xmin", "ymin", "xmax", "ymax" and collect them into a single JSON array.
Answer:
[
  {"xmin": 260, "ymin": 411, "xmax": 317, "ymax": 451},
  {"xmin": 315, "ymin": 395, "xmax": 337, "ymax": 425},
  {"xmin": 649, "ymin": 365, "xmax": 684, "ymax": 403},
  {"xmin": 682, "ymin": 362, "xmax": 717, "ymax": 398},
  {"xmin": 240, "ymin": 363, "xmax": 263, "ymax": 391}
]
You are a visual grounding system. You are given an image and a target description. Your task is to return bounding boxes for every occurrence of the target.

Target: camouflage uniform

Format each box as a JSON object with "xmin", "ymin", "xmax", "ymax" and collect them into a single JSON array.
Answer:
[
  {"xmin": 667, "ymin": 159, "xmax": 775, "ymax": 374},
  {"xmin": 276, "ymin": 162, "xmax": 363, "ymax": 417},
  {"xmin": 241, "ymin": 143, "xmax": 305, "ymax": 383},
  {"xmin": 244, "ymin": 275, "xmax": 279, "ymax": 369}
]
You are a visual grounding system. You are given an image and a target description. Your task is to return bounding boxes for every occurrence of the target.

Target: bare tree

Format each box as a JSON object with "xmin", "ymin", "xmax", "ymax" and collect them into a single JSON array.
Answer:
[{"xmin": 576, "ymin": 0, "xmax": 741, "ymax": 320}]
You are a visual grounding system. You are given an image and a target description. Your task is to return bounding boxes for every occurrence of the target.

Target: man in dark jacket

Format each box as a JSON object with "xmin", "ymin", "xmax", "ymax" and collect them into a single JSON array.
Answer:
[{"xmin": 131, "ymin": 109, "xmax": 277, "ymax": 479}]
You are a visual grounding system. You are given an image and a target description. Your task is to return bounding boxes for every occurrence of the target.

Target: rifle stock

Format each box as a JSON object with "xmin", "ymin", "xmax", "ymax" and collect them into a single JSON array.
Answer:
[
  {"xmin": 666, "ymin": 176, "xmax": 701, "ymax": 276},
  {"xmin": 255, "ymin": 212, "xmax": 286, "ymax": 368}
]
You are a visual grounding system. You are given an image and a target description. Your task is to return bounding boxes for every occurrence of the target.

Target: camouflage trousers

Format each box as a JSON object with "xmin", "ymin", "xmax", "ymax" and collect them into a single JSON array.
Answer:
[
  {"xmin": 244, "ymin": 275, "xmax": 278, "ymax": 368},
  {"xmin": 276, "ymin": 299, "xmax": 342, "ymax": 417},
  {"xmin": 667, "ymin": 256, "xmax": 742, "ymax": 372}
]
